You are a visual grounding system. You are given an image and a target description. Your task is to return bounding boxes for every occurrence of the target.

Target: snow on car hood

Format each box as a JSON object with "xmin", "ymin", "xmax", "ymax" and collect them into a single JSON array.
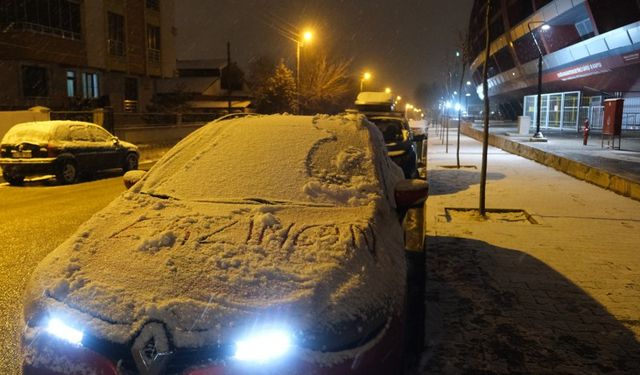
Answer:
[
  {"xmin": 24, "ymin": 114, "xmax": 406, "ymax": 349},
  {"xmin": 26, "ymin": 195, "xmax": 404, "ymax": 348}
]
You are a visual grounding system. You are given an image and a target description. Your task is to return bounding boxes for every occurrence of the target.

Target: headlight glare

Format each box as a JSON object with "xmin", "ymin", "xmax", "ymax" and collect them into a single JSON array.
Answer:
[
  {"xmin": 233, "ymin": 329, "xmax": 291, "ymax": 362},
  {"xmin": 46, "ymin": 318, "xmax": 84, "ymax": 345}
]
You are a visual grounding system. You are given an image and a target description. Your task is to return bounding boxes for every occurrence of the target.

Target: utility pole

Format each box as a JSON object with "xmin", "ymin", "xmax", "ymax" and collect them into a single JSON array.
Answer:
[{"xmin": 227, "ymin": 42, "xmax": 232, "ymax": 113}]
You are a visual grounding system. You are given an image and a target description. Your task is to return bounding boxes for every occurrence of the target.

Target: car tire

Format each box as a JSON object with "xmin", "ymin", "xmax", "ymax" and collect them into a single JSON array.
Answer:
[
  {"xmin": 3, "ymin": 172, "xmax": 25, "ymax": 186},
  {"xmin": 123, "ymin": 152, "xmax": 139, "ymax": 172},
  {"xmin": 56, "ymin": 160, "xmax": 77, "ymax": 185}
]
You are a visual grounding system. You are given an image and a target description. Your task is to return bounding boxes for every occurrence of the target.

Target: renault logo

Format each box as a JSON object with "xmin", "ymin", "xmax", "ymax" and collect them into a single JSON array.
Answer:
[{"xmin": 131, "ymin": 322, "xmax": 174, "ymax": 375}]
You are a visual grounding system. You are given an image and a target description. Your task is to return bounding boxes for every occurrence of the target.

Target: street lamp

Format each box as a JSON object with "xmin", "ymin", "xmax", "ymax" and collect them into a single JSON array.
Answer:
[
  {"xmin": 527, "ymin": 22, "xmax": 550, "ymax": 140},
  {"xmin": 360, "ymin": 71, "xmax": 371, "ymax": 92},
  {"xmin": 296, "ymin": 30, "xmax": 313, "ymax": 114},
  {"xmin": 385, "ymin": 87, "xmax": 391, "ymax": 94}
]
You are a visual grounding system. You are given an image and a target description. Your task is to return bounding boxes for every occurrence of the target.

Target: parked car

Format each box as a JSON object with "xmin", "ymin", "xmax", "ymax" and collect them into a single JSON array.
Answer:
[
  {"xmin": 22, "ymin": 114, "xmax": 428, "ymax": 375},
  {"xmin": 366, "ymin": 115, "xmax": 419, "ymax": 178},
  {"xmin": 0, "ymin": 120, "xmax": 138, "ymax": 185}
]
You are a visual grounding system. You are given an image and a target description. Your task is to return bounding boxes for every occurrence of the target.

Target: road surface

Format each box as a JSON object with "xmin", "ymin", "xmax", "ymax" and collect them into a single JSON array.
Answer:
[{"xmin": 0, "ymin": 175, "xmax": 125, "ymax": 374}]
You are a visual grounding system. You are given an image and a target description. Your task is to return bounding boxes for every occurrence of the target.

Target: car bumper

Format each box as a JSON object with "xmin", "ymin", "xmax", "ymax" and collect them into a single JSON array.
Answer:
[
  {"xmin": 23, "ymin": 312, "xmax": 405, "ymax": 375},
  {"xmin": 0, "ymin": 157, "xmax": 56, "ymax": 176}
]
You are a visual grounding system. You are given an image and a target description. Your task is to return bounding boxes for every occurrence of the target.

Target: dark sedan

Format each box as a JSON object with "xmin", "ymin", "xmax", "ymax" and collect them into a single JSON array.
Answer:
[
  {"xmin": 0, "ymin": 121, "xmax": 138, "ymax": 185},
  {"xmin": 367, "ymin": 116, "xmax": 419, "ymax": 179}
]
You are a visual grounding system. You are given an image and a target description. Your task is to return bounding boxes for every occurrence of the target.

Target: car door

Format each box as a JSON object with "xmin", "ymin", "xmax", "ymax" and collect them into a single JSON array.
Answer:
[
  {"xmin": 88, "ymin": 125, "xmax": 120, "ymax": 170},
  {"xmin": 67, "ymin": 123, "xmax": 95, "ymax": 171}
]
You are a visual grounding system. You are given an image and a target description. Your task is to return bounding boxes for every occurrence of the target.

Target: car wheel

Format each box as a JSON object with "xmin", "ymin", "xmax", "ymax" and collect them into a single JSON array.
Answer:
[
  {"xmin": 123, "ymin": 152, "xmax": 139, "ymax": 172},
  {"xmin": 56, "ymin": 160, "xmax": 77, "ymax": 184},
  {"xmin": 3, "ymin": 172, "xmax": 25, "ymax": 186}
]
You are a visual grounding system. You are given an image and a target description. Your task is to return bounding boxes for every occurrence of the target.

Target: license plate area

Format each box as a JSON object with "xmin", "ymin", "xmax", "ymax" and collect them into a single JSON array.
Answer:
[{"xmin": 11, "ymin": 150, "xmax": 32, "ymax": 158}]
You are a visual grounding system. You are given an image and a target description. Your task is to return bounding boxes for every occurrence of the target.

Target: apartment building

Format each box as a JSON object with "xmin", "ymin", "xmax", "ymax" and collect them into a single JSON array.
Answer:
[
  {"xmin": 468, "ymin": 0, "xmax": 640, "ymax": 130},
  {"xmin": 0, "ymin": 0, "xmax": 176, "ymax": 112}
]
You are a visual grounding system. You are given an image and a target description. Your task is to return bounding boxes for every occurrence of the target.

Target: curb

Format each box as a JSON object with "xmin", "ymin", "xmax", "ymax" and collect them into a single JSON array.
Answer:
[{"xmin": 461, "ymin": 124, "xmax": 640, "ymax": 202}]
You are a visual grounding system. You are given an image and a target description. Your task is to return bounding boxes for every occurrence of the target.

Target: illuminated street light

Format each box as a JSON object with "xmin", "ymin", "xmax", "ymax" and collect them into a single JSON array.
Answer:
[
  {"xmin": 296, "ymin": 29, "xmax": 314, "ymax": 114},
  {"xmin": 360, "ymin": 71, "xmax": 372, "ymax": 92},
  {"xmin": 527, "ymin": 21, "xmax": 549, "ymax": 140},
  {"xmin": 385, "ymin": 87, "xmax": 391, "ymax": 93},
  {"xmin": 466, "ymin": 81, "xmax": 472, "ymax": 86}
]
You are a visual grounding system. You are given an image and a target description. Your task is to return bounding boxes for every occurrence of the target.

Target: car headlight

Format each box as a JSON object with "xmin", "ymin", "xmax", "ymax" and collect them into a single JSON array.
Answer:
[
  {"xmin": 45, "ymin": 318, "xmax": 84, "ymax": 345},
  {"xmin": 233, "ymin": 329, "xmax": 291, "ymax": 362}
]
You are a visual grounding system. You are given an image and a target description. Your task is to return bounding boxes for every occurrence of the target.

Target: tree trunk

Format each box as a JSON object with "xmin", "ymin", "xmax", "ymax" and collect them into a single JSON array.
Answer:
[
  {"xmin": 456, "ymin": 61, "xmax": 466, "ymax": 168},
  {"xmin": 479, "ymin": 0, "xmax": 491, "ymax": 216}
]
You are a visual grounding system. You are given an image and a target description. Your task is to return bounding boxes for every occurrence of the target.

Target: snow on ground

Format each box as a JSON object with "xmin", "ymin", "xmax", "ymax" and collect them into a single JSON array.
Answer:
[
  {"xmin": 24, "ymin": 114, "xmax": 407, "ymax": 359},
  {"xmin": 421, "ymin": 128, "xmax": 640, "ymax": 373}
]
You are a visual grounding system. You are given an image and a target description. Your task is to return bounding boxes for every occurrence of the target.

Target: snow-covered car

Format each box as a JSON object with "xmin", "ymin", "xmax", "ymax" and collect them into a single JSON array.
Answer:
[
  {"xmin": 22, "ymin": 114, "xmax": 428, "ymax": 375},
  {"xmin": 0, "ymin": 121, "xmax": 138, "ymax": 185}
]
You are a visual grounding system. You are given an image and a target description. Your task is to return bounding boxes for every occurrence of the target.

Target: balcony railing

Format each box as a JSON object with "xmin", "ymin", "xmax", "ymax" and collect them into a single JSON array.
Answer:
[{"xmin": 2, "ymin": 21, "xmax": 81, "ymax": 40}]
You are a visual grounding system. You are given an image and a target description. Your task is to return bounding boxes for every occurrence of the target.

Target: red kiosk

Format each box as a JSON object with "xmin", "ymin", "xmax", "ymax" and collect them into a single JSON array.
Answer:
[{"xmin": 602, "ymin": 98, "xmax": 623, "ymax": 149}]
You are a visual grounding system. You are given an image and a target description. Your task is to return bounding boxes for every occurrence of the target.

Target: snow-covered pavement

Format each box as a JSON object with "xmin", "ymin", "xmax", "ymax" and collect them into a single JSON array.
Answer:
[{"xmin": 418, "ymin": 128, "xmax": 640, "ymax": 373}]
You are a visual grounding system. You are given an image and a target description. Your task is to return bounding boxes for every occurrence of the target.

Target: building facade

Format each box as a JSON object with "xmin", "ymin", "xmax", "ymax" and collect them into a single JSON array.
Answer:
[
  {"xmin": 468, "ymin": 0, "xmax": 640, "ymax": 130},
  {"xmin": 0, "ymin": 0, "xmax": 176, "ymax": 112}
]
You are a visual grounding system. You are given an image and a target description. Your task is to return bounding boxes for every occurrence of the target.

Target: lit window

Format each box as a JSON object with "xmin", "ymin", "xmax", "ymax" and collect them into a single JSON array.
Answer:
[
  {"xmin": 66, "ymin": 71, "xmax": 76, "ymax": 97},
  {"xmin": 82, "ymin": 72, "xmax": 99, "ymax": 99}
]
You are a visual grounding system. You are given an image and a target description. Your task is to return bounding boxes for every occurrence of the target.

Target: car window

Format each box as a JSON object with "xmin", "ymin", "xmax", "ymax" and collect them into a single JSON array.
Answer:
[
  {"xmin": 2, "ymin": 123, "xmax": 54, "ymax": 144},
  {"xmin": 53, "ymin": 124, "xmax": 71, "ymax": 141},
  {"xmin": 88, "ymin": 125, "xmax": 112, "ymax": 142},
  {"xmin": 68, "ymin": 124, "xmax": 91, "ymax": 142},
  {"xmin": 371, "ymin": 119, "xmax": 404, "ymax": 142}
]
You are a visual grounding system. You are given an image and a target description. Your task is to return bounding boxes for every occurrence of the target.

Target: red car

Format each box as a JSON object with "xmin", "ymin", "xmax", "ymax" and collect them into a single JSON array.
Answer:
[{"xmin": 22, "ymin": 114, "xmax": 427, "ymax": 374}]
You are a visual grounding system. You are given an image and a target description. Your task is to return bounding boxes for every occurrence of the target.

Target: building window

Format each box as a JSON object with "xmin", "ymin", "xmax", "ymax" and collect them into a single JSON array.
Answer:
[
  {"xmin": 82, "ymin": 72, "xmax": 99, "ymax": 98},
  {"xmin": 108, "ymin": 12, "xmax": 125, "ymax": 57},
  {"xmin": 22, "ymin": 66, "xmax": 48, "ymax": 97},
  {"xmin": 147, "ymin": 24, "xmax": 161, "ymax": 63},
  {"xmin": 493, "ymin": 47, "xmax": 516, "ymax": 73},
  {"xmin": 0, "ymin": 0, "xmax": 81, "ymax": 40},
  {"xmin": 146, "ymin": 0, "xmax": 160, "ymax": 11},
  {"xmin": 575, "ymin": 18, "xmax": 595, "ymax": 39},
  {"xmin": 66, "ymin": 70, "xmax": 76, "ymax": 97}
]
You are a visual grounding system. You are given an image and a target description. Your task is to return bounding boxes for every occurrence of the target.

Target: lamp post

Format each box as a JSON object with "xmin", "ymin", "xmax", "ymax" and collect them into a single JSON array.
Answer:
[
  {"xmin": 296, "ymin": 30, "xmax": 313, "ymax": 114},
  {"xmin": 527, "ymin": 22, "xmax": 550, "ymax": 140},
  {"xmin": 360, "ymin": 71, "xmax": 371, "ymax": 92}
]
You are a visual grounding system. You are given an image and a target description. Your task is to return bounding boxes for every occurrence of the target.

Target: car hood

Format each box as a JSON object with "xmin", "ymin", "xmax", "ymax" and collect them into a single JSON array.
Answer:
[{"xmin": 25, "ymin": 192, "xmax": 405, "ymax": 348}]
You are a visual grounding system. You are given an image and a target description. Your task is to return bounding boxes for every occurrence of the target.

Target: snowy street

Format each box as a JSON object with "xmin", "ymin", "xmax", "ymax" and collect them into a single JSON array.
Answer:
[
  {"xmin": 0, "ymin": 177, "xmax": 126, "ymax": 374},
  {"xmin": 420, "ymin": 127, "xmax": 640, "ymax": 373}
]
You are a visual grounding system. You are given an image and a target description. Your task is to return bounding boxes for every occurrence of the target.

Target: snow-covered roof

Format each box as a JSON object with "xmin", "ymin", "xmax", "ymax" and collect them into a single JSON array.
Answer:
[{"xmin": 355, "ymin": 91, "xmax": 394, "ymax": 105}]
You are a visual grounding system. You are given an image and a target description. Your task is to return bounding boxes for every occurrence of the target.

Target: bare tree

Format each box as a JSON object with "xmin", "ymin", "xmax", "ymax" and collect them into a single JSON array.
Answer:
[
  {"xmin": 299, "ymin": 54, "xmax": 355, "ymax": 114},
  {"xmin": 479, "ymin": 0, "xmax": 491, "ymax": 216},
  {"xmin": 456, "ymin": 30, "xmax": 471, "ymax": 169}
]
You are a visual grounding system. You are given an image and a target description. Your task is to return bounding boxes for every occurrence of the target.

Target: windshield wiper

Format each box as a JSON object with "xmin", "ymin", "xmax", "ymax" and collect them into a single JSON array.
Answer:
[
  {"xmin": 141, "ymin": 192, "xmax": 177, "ymax": 200},
  {"xmin": 242, "ymin": 197, "xmax": 276, "ymax": 205}
]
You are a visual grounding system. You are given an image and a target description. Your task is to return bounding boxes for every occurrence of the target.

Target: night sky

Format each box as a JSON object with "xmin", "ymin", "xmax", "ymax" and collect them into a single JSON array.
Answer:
[{"xmin": 175, "ymin": 0, "xmax": 473, "ymax": 100}]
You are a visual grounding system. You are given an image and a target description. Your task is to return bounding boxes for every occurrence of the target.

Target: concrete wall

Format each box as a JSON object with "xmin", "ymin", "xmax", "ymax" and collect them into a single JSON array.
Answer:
[
  {"xmin": 114, "ymin": 123, "xmax": 204, "ymax": 145},
  {"xmin": 0, "ymin": 110, "xmax": 51, "ymax": 140}
]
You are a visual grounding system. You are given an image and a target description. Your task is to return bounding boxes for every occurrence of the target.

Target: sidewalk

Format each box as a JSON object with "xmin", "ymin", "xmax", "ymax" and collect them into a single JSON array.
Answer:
[
  {"xmin": 462, "ymin": 123, "xmax": 640, "ymax": 201},
  {"xmin": 418, "ymin": 129, "xmax": 640, "ymax": 373}
]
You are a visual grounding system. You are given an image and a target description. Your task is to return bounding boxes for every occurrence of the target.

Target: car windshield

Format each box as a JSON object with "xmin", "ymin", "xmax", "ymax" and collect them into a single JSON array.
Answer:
[
  {"xmin": 370, "ymin": 118, "xmax": 405, "ymax": 143},
  {"xmin": 138, "ymin": 115, "xmax": 382, "ymax": 206},
  {"xmin": 2, "ymin": 122, "xmax": 54, "ymax": 144}
]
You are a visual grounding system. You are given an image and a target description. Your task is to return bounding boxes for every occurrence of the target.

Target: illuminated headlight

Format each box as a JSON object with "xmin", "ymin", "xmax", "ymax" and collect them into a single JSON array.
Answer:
[
  {"xmin": 233, "ymin": 329, "xmax": 291, "ymax": 362},
  {"xmin": 45, "ymin": 318, "xmax": 84, "ymax": 345}
]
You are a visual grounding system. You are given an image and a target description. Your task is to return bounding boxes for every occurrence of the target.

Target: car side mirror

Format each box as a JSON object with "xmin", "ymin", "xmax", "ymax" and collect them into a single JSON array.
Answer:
[
  {"xmin": 112, "ymin": 136, "xmax": 120, "ymax": 145},
  {"xmin": 123, "ymin": 170, "xmax": 146, "ymax": 189},
  {"xmin": 395, "ymin": 179, "xmax": 428, "ymax": 209}
]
